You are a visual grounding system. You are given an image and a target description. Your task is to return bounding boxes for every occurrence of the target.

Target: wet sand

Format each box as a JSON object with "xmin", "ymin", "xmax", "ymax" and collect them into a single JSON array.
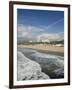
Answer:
[
  {"xmin": 17, "ymin": 44, "xmax": 64, "ymax": 56},
  {"xmin": 36, "ymin": 49, "xmax": 64, "ymax": 56}
]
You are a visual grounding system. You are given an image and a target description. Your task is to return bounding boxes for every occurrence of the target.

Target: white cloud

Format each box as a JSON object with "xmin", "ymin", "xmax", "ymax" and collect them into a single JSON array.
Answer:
[
  {"xmin": 17, "ymin": 24, "xmax": 64, "ymax": 42},
  {"xmin": 17, "ymin": 24, "xmax": 44, "ymax": 39},
  {"xmin": 37, "ymin": 32, "xmax": 64, "ymax": 42},
  {"xmin": 39, "ymin": 18, "xmax": 64, "ymax": 30}
]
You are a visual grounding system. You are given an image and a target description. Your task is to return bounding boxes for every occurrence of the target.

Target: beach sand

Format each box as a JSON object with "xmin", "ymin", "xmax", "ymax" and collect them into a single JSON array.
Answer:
[{"xmin": 17, "ymin": 44, "xmax": 64, "ymax": 56}]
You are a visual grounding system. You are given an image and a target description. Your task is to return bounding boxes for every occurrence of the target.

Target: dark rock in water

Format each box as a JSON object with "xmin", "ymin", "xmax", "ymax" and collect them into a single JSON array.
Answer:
[{"xmin": 17, "ymin": 51, "xmax": 50, "ymax": 81}]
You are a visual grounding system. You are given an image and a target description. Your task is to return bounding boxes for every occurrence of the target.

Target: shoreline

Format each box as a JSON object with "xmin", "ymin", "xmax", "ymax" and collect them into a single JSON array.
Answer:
[
  {"xmin": 35, "ymin": 49, "xmax": 64, "ymax": 56},
  {"xmin": 17, "ymin": 45, "xmax": 64, "ymax": 57}
]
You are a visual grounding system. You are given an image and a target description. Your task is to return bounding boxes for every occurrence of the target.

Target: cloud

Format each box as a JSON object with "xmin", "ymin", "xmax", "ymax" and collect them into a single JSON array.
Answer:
[
  {"xmin": 17, "ymin": 24, "xmax": 64, "ymax": 42},
  {"xmin": 17, "ymin": 24, "xmax": 44, "ymax": 40},
  {"xmin": 37, "ymin": 32, "xmax": 64, "ymax": 42},
  {"xmin": 46, "ymin": 18, "xmax": 64, "ymax": 29},
  {"xmin": 39, "ymin": 18, "xmax": 64, "ymax": 30},
  {"xmin": 17, "ymin": 25, "xmax": 30, "ymax": 38}
]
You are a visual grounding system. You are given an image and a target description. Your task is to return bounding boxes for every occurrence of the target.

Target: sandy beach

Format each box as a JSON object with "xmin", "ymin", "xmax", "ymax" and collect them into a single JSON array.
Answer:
[{"xmin": 17, "ymin": 44, "xmax": 64, "ymax": 56}]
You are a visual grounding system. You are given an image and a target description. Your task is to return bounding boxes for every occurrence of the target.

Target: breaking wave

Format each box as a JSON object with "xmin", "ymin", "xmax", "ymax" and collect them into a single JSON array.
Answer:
[
  {"xmin": 17, "ymin": 51, "xmax": 50, "ymax": 81},
  {"xmin": 18, "ymin": 48, "xmax": 64, "ymax": 79}
]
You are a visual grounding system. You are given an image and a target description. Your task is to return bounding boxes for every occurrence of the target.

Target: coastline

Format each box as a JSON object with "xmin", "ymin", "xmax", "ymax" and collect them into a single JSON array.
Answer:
[
  {"xmin": 17, "ymin": 44, "xmax": 64, "ymax": 57},
  {"xmin": 35, "ymin": 49, "xmax": 64, "ymax": 56}
]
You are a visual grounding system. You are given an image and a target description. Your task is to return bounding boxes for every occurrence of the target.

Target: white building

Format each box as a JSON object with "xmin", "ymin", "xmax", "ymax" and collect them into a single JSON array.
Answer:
[
  {"xmin": 29, "ymin": 40, "xmax": 33, "ymax": 42},
  {"xmin": 55, "ymin": 44, "xmax": 64, "ymax": 47},
  {"xmin": 41, "ymin": 39, "xmax": 50, "ymax": 43}
]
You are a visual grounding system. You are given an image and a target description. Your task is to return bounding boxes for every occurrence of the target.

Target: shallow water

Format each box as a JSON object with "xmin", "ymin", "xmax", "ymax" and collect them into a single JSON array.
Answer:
[{"xmin": 18, "ymin": 47, "xmax": 64, "ymax": 79}]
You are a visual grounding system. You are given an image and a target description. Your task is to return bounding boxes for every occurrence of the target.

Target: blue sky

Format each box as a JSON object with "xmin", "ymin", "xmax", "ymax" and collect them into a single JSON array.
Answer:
[{"xmin": 17, "ymin": 9, "xmax": 64, "ymax": 41}]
